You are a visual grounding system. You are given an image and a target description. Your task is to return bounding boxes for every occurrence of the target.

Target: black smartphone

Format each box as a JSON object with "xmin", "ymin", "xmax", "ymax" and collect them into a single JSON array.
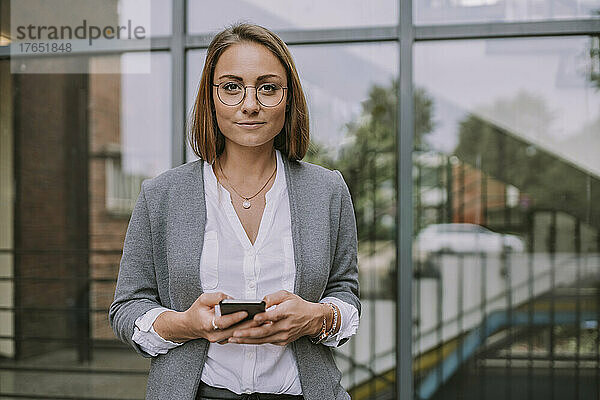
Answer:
[{"xmin": 218, "ymin": 299, "xmax": 266, "ymax": 322}]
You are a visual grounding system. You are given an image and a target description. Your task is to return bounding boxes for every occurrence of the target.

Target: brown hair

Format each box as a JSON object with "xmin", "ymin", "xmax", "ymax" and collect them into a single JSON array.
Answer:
[{"xmin": 188, "ymin": 23, "xmax": 310, "ymax": 163}]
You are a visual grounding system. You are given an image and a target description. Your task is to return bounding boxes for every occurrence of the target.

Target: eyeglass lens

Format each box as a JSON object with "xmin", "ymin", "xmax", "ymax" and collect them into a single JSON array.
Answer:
[{"xmin": 217, "ymin": 82, "xmax": 285, "ymax": 107}]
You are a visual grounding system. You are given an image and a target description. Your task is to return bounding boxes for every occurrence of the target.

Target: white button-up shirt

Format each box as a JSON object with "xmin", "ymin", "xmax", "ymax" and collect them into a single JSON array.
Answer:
[{"xmin": 131, "ymin": 149, "xmax": 359, "ymax": 395}]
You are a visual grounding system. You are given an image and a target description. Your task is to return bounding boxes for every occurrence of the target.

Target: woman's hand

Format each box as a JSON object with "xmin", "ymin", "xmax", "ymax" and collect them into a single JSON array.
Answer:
[
  {"xmin": 153, "ymin": 292, "xmax": 261, "ymax": 344},
  {"xmin": 184, "ymin": 292, "xmax": 268, "ymax": 343},
  {"xmin": 228, "ymin": 290, "xmax": 324, "ymax": 346}
]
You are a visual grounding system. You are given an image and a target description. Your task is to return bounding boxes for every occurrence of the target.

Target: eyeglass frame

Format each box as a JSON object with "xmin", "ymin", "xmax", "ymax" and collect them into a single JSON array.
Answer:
[{"xmin": 212, "ymin": 82, "xmax": 288, "ymax": 107}]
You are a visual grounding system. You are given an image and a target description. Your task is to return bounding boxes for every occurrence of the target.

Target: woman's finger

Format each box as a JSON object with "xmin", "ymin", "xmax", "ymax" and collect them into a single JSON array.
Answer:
[
  {"xmin": 199, "ymin": 292, "xmax": 230, "ymax": 306},
  {"xmin": 215, "ymin": 311, "xmax": 248, "ymax": 329},
  {"xmin": 211, "ymin": 319, "xmax": 262, "ymax": 342},
  {"xmin": 228, "ymin": 332, "xmax": 287, "ymax": 345},
  {"xmin": 231, "ymin": 320, "xmax": 281, "ymax": 339},
  {"xmin": 262, "ymin": 290, "xmax": 293, "ymax": 308},
  {"xmin": 254, "ymin": 305, "xmax": 286, "ymax": 324}
]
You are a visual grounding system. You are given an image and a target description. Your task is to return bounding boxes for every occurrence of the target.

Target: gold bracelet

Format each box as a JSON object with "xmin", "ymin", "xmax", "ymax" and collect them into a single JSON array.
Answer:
[
  {"xmin": 310, "ymin": 303, "xmax": 337, "ymax": 344},
  {"xmin": 324, "ymin": 303, "xmax": 338, "ymax": 337}
]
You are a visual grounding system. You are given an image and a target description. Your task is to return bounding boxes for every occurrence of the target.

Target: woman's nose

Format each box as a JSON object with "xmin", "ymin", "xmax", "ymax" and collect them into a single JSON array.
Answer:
[{"xmin": 240, "ymin": 87, "xmax": 260, "ymax": 113}]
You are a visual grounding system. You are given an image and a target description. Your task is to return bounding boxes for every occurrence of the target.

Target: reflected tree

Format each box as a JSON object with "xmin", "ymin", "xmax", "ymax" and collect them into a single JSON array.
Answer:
[
  {"xmin": 307, "ymin": 79, "xmax": 434, "ymax": 241},
  {"xmin": 454, "ymin": 92, "xmax": 600, "ymax": 230}
]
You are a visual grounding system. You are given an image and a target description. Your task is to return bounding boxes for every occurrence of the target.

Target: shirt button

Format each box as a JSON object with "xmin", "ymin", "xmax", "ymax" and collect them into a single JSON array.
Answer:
[
  {"xmin": 248, "ymin": 281, "xmax": 256, "ymax": 289},
  {"xmin": 246, "ymin": 352, "xmax": 252, "ymax": 359},
  {"xmin": 244, "ymin": 389, "xmax": 252, "ymax": 394}
]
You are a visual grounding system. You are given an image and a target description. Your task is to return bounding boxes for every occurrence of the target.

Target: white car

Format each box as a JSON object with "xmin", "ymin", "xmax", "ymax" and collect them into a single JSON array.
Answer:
[{"xmin": 413, "ymin": 223, "xmax": 525, "ymax": 262}]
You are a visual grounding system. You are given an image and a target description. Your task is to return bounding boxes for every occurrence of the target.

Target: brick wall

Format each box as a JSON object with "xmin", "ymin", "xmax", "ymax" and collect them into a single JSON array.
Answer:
[{"xmin": 88, "ymin": 56, "xmax": 130, "ymax": 340}]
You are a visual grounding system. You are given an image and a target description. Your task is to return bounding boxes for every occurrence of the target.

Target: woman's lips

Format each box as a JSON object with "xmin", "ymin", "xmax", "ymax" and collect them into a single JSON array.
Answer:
[{"xmin": 235, "ymin": 122, "xmax": 266, "ymax": 129}]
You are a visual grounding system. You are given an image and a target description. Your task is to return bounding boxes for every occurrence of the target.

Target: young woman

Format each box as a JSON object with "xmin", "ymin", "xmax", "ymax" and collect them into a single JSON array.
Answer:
[{"xmin": 110, "ymin": 23, "xmax": 360, "ymax": 400}]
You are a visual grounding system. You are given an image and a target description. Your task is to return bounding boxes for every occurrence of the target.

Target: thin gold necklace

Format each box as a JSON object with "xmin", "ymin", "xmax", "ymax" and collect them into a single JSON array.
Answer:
[{"xmin": 216, "ymin": 156, "xmax": 277, "ymax": 209}]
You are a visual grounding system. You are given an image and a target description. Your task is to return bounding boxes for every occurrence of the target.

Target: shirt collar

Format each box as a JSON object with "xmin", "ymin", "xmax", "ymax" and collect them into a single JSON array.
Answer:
[{"xmin": 203, "ymin": 149, "xmax": 287, "ymax": 202}]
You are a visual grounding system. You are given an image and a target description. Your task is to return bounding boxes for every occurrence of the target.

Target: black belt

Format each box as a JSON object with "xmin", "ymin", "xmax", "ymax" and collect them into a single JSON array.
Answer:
[{"xmin": 196, "ymin": 381, "xmax": 304, "ymax": 400}]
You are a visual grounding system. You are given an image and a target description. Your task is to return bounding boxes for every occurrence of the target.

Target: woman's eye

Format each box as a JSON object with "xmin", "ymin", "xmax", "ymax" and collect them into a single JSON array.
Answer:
[
  {"xmin": 259, "ymin": 83, "xmax": 278, "ymax": 94},
  {"xmin": 222, "ymin": 82, "xmax": 241, "ymax": 92}
]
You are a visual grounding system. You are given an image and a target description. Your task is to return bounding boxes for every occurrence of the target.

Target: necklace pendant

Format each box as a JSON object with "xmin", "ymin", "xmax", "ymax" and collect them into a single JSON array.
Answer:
[{"xmin": 242, "ymin": 200, "xmax": 251, "ymax": 209}]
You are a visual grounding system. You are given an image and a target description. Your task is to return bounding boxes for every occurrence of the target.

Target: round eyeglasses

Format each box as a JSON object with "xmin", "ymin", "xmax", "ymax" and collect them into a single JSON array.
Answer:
[{"xmin": 213, "ymin": 81, "xmax": 287, "ymax": 107}]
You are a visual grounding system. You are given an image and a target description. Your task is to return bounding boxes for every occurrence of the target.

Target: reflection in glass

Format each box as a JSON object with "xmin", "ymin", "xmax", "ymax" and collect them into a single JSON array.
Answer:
[
  {"xmin": 415, "ymin": 0, "xmax": 600, "ymax": 25},
  {"xmin": 187, "ymin": 0, "xmax": 397, "ymax": 34},
  {"xmin": 413, "ymin": 36, "xmax": 600, "ymax": 399},
  {"xmin": 89, "ymin": 51, "xmax": 171, "ymax": 346},
  {"xmin": 0, "ymin": 52, "xmax": 170, "ymax": 399},
  {"xmin": 186, "ymin": 49, "xmax": 207, "ymax": 162},
  {"xmin": 0, "ymin": 60, "xmax": 13, "ymax": 361},
  {"xmin": 120, "ymin": 0, "xmax": 172, "ymax": 36}
]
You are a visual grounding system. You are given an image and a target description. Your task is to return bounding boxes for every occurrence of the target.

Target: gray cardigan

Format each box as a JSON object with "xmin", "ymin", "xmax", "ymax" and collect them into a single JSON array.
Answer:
[{"xmin": 109, "ymin": 155, "xmax": 361, "ymax": 400}]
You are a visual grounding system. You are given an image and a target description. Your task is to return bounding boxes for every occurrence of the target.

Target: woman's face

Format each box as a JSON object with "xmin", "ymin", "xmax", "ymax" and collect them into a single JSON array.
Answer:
[{"xmin": 212, "ymin": 42, "xmax": 287, "ymax": 151}]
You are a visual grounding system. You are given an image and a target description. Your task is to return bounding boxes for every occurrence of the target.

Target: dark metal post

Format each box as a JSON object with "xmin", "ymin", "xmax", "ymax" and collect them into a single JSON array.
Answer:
[
  {"xmin": 74, "ymin": 82, "xmax": 90, "ymax": 363},
  {"xmin": 527, "ymin": 211, "xmax": 534, "ymax": 400},
  {"xmin": 479, "ymin": 252, "xmax": 488, "ymax": 399},
  {"xmin": 574, "ymin": 217, "xmax": 581, "ymax": 400},
  {"xmin": 446, "ymin": 156, "xmax": 453, "ymax": 223},
  {"xmin": 549, "ymin": 211, "xmax": 557, "ymax": 400},
  {"xmin": 171, "ymin": 0, "xmax": 186, "ymax": 167},
  {"xmin": 457, "ymin": 254, "xmax": 464, "ymax": 400},
  {"xmin": 369, "ymin": 154, "xmax": 377, "ymax": 397},
  {"xmin": 397, "ymin": 0, "xmax": 414, "ymax": 397}
]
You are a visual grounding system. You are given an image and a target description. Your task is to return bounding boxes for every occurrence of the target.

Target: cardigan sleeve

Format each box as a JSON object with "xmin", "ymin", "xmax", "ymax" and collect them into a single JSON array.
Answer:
[
  {"xmin": 109, "ymin": 180, "xmax": 167, "ymax": 358},
  {"xmin": 321, "ymin": 170, "xmax": 361, "ymax": 347}
]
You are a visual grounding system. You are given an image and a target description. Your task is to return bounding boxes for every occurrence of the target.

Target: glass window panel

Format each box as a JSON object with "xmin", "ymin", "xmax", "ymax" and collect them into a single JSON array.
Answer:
[
  {"xmin": 413, "ymin": 36, "xmax": 600, "ymax": 399},
  {"xmin": 89, "ymin": 51, "xmax": 171, "ymax": 348},
  {"xmin": 186, "ymin": 49, "xmax": 207, "ymax": 163},
  {"xmin": 415, "ymin": 0, "xmax": 600, "ymax": 25},
  {"xmin": 0, "ymin": 52, "xmax": 170, "ymax": 398},
  {"xmin": 187, "ymin": 0, "xmax": 397, "ymax": 34},
  {"xmin": 149, "ymin": 0, "xmax": 172, "ymax": 36},
  {"xmin": 120, "ymin": 0, "xmax": 172, "ymax": 36},
  {"xmin": 0, "ymin": 59, "xmax": 14, "ymax": 360}
]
